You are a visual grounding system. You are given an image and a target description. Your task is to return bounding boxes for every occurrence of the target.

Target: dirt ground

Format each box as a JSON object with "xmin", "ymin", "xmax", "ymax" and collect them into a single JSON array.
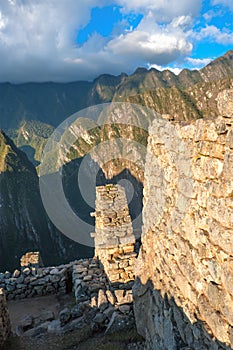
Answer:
[
  {"xmin": 7, "ymin": 293, "xmax": 75, "ymax": 335},
  {"xmin": 4, "ymin": 294, "xmax": 144, "ymax": 350}
]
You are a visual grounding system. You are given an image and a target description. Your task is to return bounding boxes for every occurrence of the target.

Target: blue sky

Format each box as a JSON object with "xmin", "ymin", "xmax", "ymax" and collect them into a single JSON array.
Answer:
[{"xmin": 0, "ymin": 0, "xmax": 232, "ymax": 82}]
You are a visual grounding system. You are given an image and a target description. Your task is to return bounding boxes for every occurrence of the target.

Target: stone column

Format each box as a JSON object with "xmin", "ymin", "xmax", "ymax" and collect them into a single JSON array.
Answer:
[
  {"xmin": 91, "ymin": 184, "xmax": 136, "ymax": 283},
  {"xmin": 20, "ymin": 251, "xmax": 42, "ymax": 270},
  {"xmin": 0, "ymin": 288, "xmax": 11, "ymax": 347}
]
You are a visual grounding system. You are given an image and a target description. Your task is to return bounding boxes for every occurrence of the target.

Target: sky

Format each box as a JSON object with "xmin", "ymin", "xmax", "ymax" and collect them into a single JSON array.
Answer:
[{"xmin": 0, "ymin": 0, "xmax": 232, "ymax": 82}]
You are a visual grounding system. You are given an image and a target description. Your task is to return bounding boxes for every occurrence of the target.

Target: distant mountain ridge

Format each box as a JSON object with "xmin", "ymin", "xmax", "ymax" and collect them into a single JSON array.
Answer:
[{"xmin": 0, "ymin": 50, "xmax": 232, "ymax": 131}]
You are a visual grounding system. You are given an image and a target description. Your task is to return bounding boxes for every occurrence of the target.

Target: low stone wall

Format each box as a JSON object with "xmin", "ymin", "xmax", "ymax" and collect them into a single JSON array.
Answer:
[
  {"xmin": 0, "ymin": 288, "xmax": 11, "ymax": 347},
  {"xmin": 91, "ymin": 185, "xmax": 136, "ymax": 283},
  {"xmin": 72, "ymin": 258, "xmax": 134, "ymax": 306},
  {"xmin": 134, "ymin": 109, "xmax": 233, "ymax": 348},
  {"xmin": 0, "ymin": 263, "xmax": 73, "ymax": 300},
  {"xmin": 13, "ymin": 258, "xmax": 136, "ymax": 338}
]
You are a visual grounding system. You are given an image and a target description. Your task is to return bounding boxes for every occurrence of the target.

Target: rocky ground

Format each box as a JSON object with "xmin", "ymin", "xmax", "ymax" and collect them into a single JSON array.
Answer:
[
  {"xmin": 3, "ymin": 328, "xmax": 145, "ymax": 350},
  {"xmin": 3, "ymin": 286, "xmax": 145, "ymax": 350}
]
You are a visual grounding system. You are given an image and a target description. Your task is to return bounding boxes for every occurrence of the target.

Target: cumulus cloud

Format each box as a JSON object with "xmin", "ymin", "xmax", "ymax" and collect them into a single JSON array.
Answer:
[
  {"xmin": 106, "ymin": 14, "xmax": 193, "ymax": 65},
  {"xmin": 0, "ymin": 0, "xmax": 226, "ymax": 82},
  {"xmin": 193, "ymin": 25, "xmax": 233, "ymax": 44},
  {"xmin": 0, "ymin": 0, "xmax": 108, "ymax": 82}
]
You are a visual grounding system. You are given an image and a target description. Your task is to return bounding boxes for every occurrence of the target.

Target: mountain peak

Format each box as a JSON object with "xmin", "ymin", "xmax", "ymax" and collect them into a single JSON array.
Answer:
[
  {"xmin": 224, "ymin": 49, "xmax": 233, "ymax": 57},
  {"xmin": 200, "ymin": 49, "xmax": 233, "ymax": 82},
  {"xmin": 133, "ymin": 67, "xmax": 148, "ymax": 75}
]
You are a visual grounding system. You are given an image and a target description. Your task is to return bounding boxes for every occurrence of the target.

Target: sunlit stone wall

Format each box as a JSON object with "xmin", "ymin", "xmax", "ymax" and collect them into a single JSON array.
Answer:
[
  {"xmin": 91, "ymin": 184, "xmax": 136, "ymax": 283},
  {"xmin": 134, "ymin": 105, "xmax": 233, "ymax": 349}
]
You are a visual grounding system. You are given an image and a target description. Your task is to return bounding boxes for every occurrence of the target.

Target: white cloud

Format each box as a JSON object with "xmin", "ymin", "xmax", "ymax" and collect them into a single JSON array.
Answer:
[
  {"xmin": 148, "ymin": 55, "xmax": 216, "ymax": 76},
  {"xmin": 117, "ymin": 0, "xmax": 202, "ymax": 22},
  {"xmin": 0, "ymin": 0, "xmax": 109, "ymax": 82},
  {"xmin": 212, "ymin": 0, "xmax": 233, "ymax": 11},
  {"xmin": 193, "ymin": 25, "xmax": 233, "ymax": 44},
  {"xmin": 0, "ymin": 0, "xmax": 223, "ymax": 83},
  {"xmin": 170, "ymin": 15, "xmax": 193, "ymax": 29},
  {"xmin": 107, "ymin": 15, "xmax": 193, "ymax": 65},
  {"xmin": 203, "ymin": 9, "xmax": 222, "ymax": 22},
  {"xmin": 149, "ymin": 64, "xmax": 182, "ymax": 75},
  {"xmin": 186, "ymin": 57, "xmax": 212, "ymax": 67}
]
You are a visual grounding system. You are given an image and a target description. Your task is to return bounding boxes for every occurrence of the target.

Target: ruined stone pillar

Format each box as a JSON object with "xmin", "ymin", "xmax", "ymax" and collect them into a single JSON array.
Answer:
[
  {"xmin": 0, "ymin": 288, "xmax": 11, "ymax": 347},
  {"xmin": 91, "ymin": 184, "xmax": 136, "ymax": 283},
  {"xmin": 20, "ymin": 251, "xmax": 42, "ymax": 269}
]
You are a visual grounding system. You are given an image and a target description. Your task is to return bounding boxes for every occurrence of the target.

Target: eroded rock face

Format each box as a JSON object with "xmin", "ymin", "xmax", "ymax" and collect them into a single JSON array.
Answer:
[
  {"xmin": 217, "ymin": 89, "xmax": 233, "ymax": 117},
  {"xmin": 134, "ymin": 107, "xmax": 233, "ymax": 349}
]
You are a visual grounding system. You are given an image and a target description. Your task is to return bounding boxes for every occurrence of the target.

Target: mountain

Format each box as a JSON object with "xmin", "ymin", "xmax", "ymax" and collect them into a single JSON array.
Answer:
[
  {"xmin": 0, "ymin": 130, "xmax": 93, "ymax": 271},
  {"xmin": 8, "ymin": 120, "xmax": 54, "ymax": 166},
  {"xmin": 0, "ymin": 50, "xmax": 232, "ymax": 132},
  {"xmin": 200, "ymin": 49, "xmax": 233, "ymax": 82},
  {"xmin": 0, "ymin": 50, "xmax": 233, "ymax": 270},
  {"xmin": 0, "ymin": 50, "xmax": 231, "ymax": 165},
  {"xmin": 126, "ymin": 77, "xmax": 233, "ymax": 121}
]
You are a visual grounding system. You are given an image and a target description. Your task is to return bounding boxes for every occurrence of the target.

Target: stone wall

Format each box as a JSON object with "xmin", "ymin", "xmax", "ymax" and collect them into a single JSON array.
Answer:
[
  {"xmin": 134, "ymin": 108, "xmax": 233, "ymax": 348},
  {"xmin": 69, "ymin": 257, "xmax": 135, "ymax": 335},
  {"xmin": 9, "ymin": 258, "xmax": 136, "ymax": 338},
  {"xmin": 0, "ymin": 288, "xmax": 11, "ymax": 347},
  {"xmin": 0, "ymin": 262, "xmax": 73, "ymax": 300},
  {"xmin": 91, "ymin": 185, "xmax": 136, "ymax": 283}
]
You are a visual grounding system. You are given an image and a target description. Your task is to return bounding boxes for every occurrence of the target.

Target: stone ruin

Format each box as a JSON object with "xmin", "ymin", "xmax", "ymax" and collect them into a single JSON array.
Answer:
[
  {"xmin": 20, "ymin": 251, "xmax": 42, "ymax": 269},
  {"xmin": 1, "ymin": 89, "xmax": 233, "ymax": 349},
  {"xmin": 90, "ymin": 184, "xmax": 136, "ymax": 283},
  {"xmin": 0, "ymin": 186, "xmax": 138, "ymax": 346}
]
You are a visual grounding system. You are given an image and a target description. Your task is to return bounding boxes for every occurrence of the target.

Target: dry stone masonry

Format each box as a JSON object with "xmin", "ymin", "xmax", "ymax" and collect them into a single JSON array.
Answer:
[
  {"xmin": 20, "ymin": 251, "xmax": 42, "ymax": 269},
  {"xmin": 0, "ymin": 288, "xmax": 11, "ymax": 348},
  {"xmin": 134, "ymin": 91, "xmax": 233, "ymax": 349},
  {"xmin": 91, "ymin": 184, "xmax": 136, "ymax": 283},
  {"xmin": 8, "ymin": 258, "xmax": 136, "ymax": 338},
  {"xmin": 69, "ymin": 258, "xmax": 135, "ymax": 335},
  {"xmin": 0, "ymin": 261, "xmax": 72, "ymax": 300}
]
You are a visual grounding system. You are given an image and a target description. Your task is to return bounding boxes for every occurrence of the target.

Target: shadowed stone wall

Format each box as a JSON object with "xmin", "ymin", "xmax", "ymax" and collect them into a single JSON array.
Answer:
[
  {"xmin": 0, "ymin": 262, "xmax": 71, "ymax": 300},
  {"xmin": 91, "ymin": 184, "xmax": 136, "ymax": 283},
  {"xmin": 0, "ymin": 288, "xmax": 11, "ymax": 347},
  {"xmin": 134, "ymin": 94, "xmax": 233, "ymax": 349}
]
